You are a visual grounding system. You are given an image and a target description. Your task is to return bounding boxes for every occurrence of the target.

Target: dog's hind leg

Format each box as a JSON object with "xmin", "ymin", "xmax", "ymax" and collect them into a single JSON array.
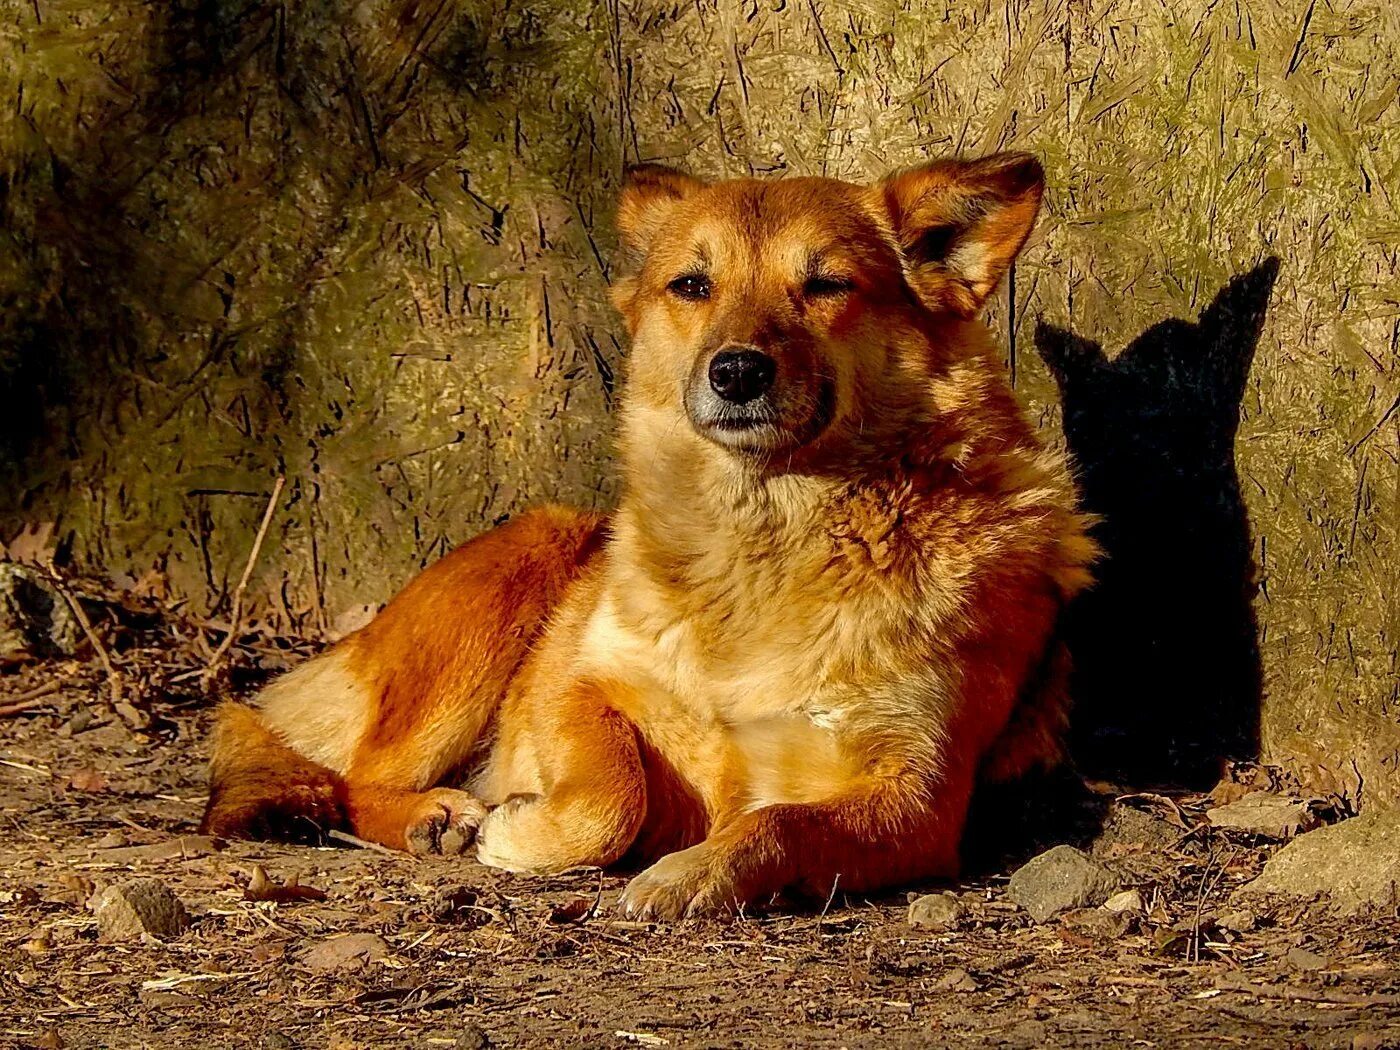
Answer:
[
  {"xmin": 200, "ymin": 703, "xmax": 488, "ymax": 854},
  {"xmin": 202, "ymin": 701, "xmax": 348, "ymax": 844},
  {"xmin": 203, "ymin": 506, "xmax": 606, "ymax": 854},
  {"xmin": 979, "ymin": 639, "xmax": 1073, "ymax": 783}
]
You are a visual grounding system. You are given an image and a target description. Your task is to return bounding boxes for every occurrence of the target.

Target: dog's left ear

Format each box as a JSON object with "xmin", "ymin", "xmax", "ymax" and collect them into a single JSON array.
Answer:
[
  {"xmin": 877, "ymin": 152, "xmax": 1044, "ymax": 317},
  {"xmin": 616, "ymin": 164, "xmax": 707, "ymax": 258}
]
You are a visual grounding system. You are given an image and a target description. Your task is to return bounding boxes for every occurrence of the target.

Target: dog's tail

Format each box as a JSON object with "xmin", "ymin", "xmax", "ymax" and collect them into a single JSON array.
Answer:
[{"xmin": 201, "ymin": 701, "xmax": 349, "ymax": 843}]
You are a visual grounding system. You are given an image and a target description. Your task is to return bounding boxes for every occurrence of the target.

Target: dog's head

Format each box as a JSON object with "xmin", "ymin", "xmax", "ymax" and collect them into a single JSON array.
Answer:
[{"xmin": 610, "ymin": 153, "xmax": 1043, "ymax": 458}]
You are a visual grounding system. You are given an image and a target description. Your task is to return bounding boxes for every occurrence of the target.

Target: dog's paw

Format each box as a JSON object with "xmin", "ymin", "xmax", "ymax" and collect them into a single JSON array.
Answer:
[
  {"xmin": 619, "ymin": 843, "xmax": 747, "ymax": 920},
  {"xmin": 404, "ymin": 789, "xmax": 487, "ymax": 857},
  {"xmin": 473, "ymin": 794, "xmax": 547, "ymax": 872}
]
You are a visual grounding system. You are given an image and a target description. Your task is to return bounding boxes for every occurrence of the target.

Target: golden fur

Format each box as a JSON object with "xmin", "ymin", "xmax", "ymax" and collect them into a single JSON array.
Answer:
[{"xmin": 202, "ymin": 152, "xmax": 1096, "ymax": 918}]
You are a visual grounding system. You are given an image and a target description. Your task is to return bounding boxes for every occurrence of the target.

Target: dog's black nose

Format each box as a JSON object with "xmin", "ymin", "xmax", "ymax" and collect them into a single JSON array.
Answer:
[{"xmin": 708, "ymin": 348, "xmax": 776, "ymax": 404}]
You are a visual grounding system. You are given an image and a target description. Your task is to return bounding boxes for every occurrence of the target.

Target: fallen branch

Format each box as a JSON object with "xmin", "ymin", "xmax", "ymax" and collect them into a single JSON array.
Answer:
[
  {"xmin": 327, "ymin": 828, "xmax": 407, "ymax": 858},
  {"xmin": 45, "ymin": 572, "xmax": 122, "ymax": 708},
  {"xmin": 204, "ymin": 476, "xmax": 285, "ymax": 682},
  {"xmin": 0, "ymin": 680, "xmax": 63, "ymax": 715},
  {"xmin": 1214, "ymin": 975, "xmax": 1400, "ymax": 1007}
]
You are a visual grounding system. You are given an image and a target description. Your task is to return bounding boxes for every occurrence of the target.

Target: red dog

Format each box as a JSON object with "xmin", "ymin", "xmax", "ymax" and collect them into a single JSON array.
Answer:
[{"xmin": 204, "ymin": 153, "xmax": 1096, "ymax": 918}]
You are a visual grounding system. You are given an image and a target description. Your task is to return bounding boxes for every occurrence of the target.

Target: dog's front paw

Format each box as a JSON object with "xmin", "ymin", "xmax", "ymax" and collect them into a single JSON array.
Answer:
[
  {"xmin": 473, "ymin": 794, "xmax": 547, "ymax": 872},
  {"xmin": 620, "ymin": 843, "xmax": 749, "ymax": 920}
]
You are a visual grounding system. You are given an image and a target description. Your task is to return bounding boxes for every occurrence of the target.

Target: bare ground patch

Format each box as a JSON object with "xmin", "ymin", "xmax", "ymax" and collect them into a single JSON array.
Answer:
[{"xmin": 1, "ymin": 627, "xmax": 1398, "ymax": 1049}]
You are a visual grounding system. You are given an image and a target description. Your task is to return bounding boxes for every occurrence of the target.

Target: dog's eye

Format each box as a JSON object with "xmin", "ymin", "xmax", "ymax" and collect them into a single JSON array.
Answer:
[
  {"xmin": 667, "ymin": 274, "xmax": 711, "ymax": 301},
  {"xmin": 803, "ymin": 274, "xmax": 855, "ymax": 298}
]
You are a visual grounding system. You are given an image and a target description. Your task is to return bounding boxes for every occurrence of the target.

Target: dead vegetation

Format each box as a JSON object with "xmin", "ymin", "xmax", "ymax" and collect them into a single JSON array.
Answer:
[{"xmin": 1, "ymin": 565, "xmax": 1398, "ymax": 1048}]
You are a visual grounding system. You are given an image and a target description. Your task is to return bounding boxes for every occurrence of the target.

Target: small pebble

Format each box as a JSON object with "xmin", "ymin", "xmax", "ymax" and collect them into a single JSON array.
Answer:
[
  {"xmin": 907, "ymin": 891, "xmax": 964, "ymax": 931},
  {"xmin": 1103, "ymin": 889, "xmax": 1144, "ymax": 914},
  {"xmin": 1286, "ymin": 946, "xmax": 1329, "ymax": 971},
  {"xmin": 1217, "ymin": 908, "xmax": 1257, "ymax": 932},
  {"xmin": 1006, "ymin": 845, "xmax": 1120, "ymax": 923},
  {"xmin": 934, "ymin": 967, "xmax": 979, "ymax": 992},
  {"xmin": 93, "ymin": 878, "xmax": 190, "ymax": 942}
]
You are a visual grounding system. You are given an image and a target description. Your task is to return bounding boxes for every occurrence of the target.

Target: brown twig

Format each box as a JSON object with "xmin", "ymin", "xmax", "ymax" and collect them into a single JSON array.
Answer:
[
  {"xmin": 588, "ymin": 869, "xmax": 605, "ymax": 921},
  {"xmin": 44, "ymin": 571, "xmax": 122, "ymax": 707},
  {"xmin": 205, "ymin": 476, "xmax": 285, "ymax": 682},
  {"xmin": 326, "ymin": 828, "xmax": 408, "ymax": 858},
  {"xmin": 1188, "ymin": 847, "xmax": 1235, "ymax": 963},
  {"xmin": 1213, "ymin": 975, "xmax": 1400, "ymax": 1007},
  {"xmin": 815, "ymin": 873, "xmax": 841, "ymax": 941},
  {"xmin": 0, "ymin": 680, "xmax": 63, "ymax": 715},
  {"xmin": 0, "ymin": 683, "xmax": 65, "ymax": 716}
]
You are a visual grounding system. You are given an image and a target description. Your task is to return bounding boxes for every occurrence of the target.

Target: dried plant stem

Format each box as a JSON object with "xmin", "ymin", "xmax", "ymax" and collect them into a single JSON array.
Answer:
[
  {"xmin": 46, "ymin": 571, "xmax": 122, "ymax": 707},
  {"xmin": 205, "ymin": 476, "xmax": 286, "ymax": 682},
  {"xmin": 0, "ymin": 680, "xmax": 63, "ymax": 716},
  {"xmin": 327, "ymin": 828, "xmax": 407, "ymax": 858},
  {"xmin": 816, "ymin": 873, "xmax": 841, "ymax": 942}
]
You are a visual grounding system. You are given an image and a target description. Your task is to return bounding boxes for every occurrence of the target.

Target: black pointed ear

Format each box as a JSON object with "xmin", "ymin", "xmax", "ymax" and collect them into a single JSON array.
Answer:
[
  {"xmin": 877, "ymin": 152, "xmax": 1044, "ymax": 317},
  {"xmin": 1035, "ymin": 320, "xmax": 1107, "ymax": 385},
  {"xmin": 1195, "ymin": 256, "xmax": 1280, "ymax": 400},
  {"xmin": 616, "ymin": 164, "xmax": 707, "ymax": 258}
]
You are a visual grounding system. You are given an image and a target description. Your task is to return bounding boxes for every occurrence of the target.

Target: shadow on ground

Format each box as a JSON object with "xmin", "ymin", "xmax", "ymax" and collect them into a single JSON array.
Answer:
[{"xmin": 966, "ymin": 259, "xmax": 1282, "ymax": 868}]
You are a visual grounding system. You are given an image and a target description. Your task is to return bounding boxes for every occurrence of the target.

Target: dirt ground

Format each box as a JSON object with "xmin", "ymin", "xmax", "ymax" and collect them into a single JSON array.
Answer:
[{"xmin": 3, "ymin": 639, "xmax": 1399, "ymax": 1049}]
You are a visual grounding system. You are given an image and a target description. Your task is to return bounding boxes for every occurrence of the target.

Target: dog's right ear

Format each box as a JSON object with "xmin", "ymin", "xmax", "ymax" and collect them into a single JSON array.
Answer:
[{"xmin": 616, "ymin": 164, "xmax": 706, "ymax": 258}]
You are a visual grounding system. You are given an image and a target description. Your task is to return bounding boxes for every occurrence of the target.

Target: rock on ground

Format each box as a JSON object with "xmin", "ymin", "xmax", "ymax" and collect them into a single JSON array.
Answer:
[
  {"xmin": 303, "ymin": 932, "xmax": 389, "ymax": 973},
  {"xmin": 907, "ymin": 892, "xmax": 964, "ymax": 931},
  {"xmin": 1217, "ymin": 908, "xmax": 1257, "ymax": 932},
  {"xmin": 1287, "ymin": 947, "xmax": 1330, "ymax": 971},
  {"xmin": 1090, "ymin": 804, "xmax": 1180, "ymax": 857},
  {"xmin": 0, "ymin": 564, "xmax": 82, "ymax": 662},
  {"xmin": 1007, "ymin": 845, "xmax": 1121, "ymax": 923},
  {"xmin": 1207, "ymin": 791, "xmax": 1320, "ymax": 838},
  {"xmin": 1103, "ymin": 888, "xmax": 1144, "ymax": 914},
  {"xmin": 1244, "ymin": 807, "xmax": 1400, "ymax": 914},
  {"xmin": 933, "ymin": 967, "xmax": 979, "ymax": 992},
  {"xmin": 93, "ymin": 879, "xmax": 190, "ymax": 941},
  {"xmin": 1060, "ymin": 906, "xmax": 1134, "ymax": 940}
]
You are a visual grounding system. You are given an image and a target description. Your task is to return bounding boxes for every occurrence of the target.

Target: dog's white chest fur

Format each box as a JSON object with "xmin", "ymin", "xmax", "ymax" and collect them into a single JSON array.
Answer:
[{"xmin": 575, "ymin": 574, "xmax": 944, "ymax": 812}]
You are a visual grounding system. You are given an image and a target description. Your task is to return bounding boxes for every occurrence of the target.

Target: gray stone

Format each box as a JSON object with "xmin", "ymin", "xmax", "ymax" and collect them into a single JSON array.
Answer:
[
  {"xmin": 1217, "ymin": 908, "xmax": 1257, "ymax": 932},
  {"xmin": 93, "ymin": 879, "xmax": 190, "ymax": 941},
  {"xmin": 1090, "ymin": 805, "xmax": 1180, "ymax": 857},
  {"xmin": 0, "ymin": 564, "xmax": 82, "ymax": 662},
  {"xmin": 302, "ymin": 932, "xmax": 388, "ymax": 973},
  {"xmin": 1007, "ymin": 845, "xmax": 1121, "ymax": 923},
  {"xmin": 1003, "ymin": 1020, "xmax": 1049, "ymax": 1048},
  {"xmin": 1243, "ymin": 808, "xmax": 1400, "ymax": 914},
  {"xmin": 1286, "ymin": 946, "xmax": 1329, "ymax": 971},
  {"xmin": 1103, "ymin": 889, "xmax": 1145, "ymax": 914},
  {"xmin": 1061, "ymin": 906, "xmax": 1133, "ymax": 939},
  {"xmin": 906, "ymin": 892, "xmax": 964, "ymax": 931},
  {"xmin": 1207, "ymin": 791, "xmax": 1319, "ymax": 839},
  {"xmin": 933, "ymin": 967, "xmax": 978, "ymax": 992}
]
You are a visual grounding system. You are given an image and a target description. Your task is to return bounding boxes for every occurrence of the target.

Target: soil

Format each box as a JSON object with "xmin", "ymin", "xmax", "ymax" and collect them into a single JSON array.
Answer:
[{"xmin": 2, "ymin": 650, "xmax": 1399, "ymax": 1049}]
